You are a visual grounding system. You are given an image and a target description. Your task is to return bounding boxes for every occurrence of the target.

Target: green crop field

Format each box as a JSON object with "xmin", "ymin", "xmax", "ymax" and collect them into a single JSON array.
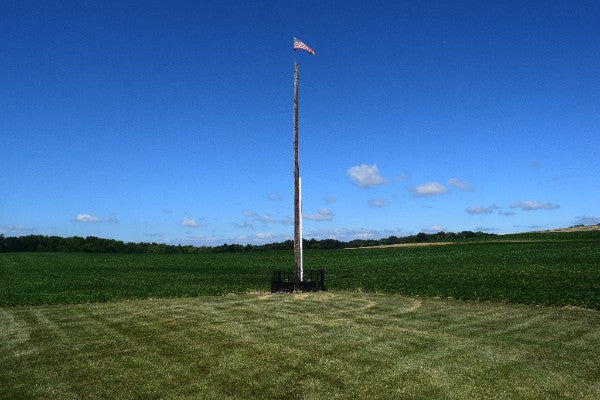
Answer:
[
  {"xmin": 1, "ymin": 233, "xmax": 599, "ymax": 399},
  {"xmin": 1, "ymin": 234, "xmax": 599, "ymax": 308}
]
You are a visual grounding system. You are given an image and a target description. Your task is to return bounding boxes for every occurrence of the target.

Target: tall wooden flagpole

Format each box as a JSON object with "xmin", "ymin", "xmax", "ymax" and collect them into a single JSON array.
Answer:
[
  {"xmin": 293, "ymin": 60, "xmax": 301, "ymax": 291},
  {"xmin": 292, "ymin": 37, "xmax": 314, "ymax": 292}
]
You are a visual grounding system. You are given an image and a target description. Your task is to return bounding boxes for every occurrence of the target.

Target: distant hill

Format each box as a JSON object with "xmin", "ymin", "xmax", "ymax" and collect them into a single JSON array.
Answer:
[
  {"xmin": 352, "ymin": 225, "xmax": 600, "ymax": 249},
  {"xmin": 540, "ymin": 224, "xmax": 600, "ymax": 233}
]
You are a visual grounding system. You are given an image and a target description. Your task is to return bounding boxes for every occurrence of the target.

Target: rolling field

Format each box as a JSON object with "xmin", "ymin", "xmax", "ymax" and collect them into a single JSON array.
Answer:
[
  {"xmin": 1, "ymin": 236, "xmax": 599, "ymax": 308},
  {"xmin": 2, "ymin": 292, "xmax": 599, "ymax": 399},
  {"xmin": 1, "ymin": 234, "xmax": 599, "ymax": 399}
]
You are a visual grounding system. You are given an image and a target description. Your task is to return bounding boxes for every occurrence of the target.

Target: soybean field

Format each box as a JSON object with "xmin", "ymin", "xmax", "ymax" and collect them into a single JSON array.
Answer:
[{"xmin": 1, "ymin": 234, "xmax": 599, "ymax": 309}]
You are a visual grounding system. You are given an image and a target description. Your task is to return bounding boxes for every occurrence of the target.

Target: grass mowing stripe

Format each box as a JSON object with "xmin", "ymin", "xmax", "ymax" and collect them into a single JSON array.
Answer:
[{"xmin": 1, "ymin": 293, "xmax": 599, "ymax": 399}]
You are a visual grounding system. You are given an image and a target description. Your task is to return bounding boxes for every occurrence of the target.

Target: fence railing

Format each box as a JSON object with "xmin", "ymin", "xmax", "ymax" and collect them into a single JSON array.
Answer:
[{"xmin": 271, "ymin": 269, "xmax": 325, "ymax": 293}]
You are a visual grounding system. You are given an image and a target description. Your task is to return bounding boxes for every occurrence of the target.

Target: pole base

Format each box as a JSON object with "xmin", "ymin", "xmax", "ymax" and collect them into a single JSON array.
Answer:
[{"xmin": 271, "ymin": 269, "xmax": 326, "ymax": 293}]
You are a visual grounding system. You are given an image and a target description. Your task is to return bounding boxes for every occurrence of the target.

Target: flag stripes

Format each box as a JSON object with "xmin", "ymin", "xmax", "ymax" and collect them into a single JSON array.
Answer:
[{"xmin": 293, "ymin": 37, "xmax": 315, "ymax": 54}]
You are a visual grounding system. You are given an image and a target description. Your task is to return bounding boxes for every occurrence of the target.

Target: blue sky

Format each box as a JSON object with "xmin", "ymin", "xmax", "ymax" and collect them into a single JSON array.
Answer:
[{"xmin": 2, "ymin": 1, "xmax": 599, "ymax": 245}]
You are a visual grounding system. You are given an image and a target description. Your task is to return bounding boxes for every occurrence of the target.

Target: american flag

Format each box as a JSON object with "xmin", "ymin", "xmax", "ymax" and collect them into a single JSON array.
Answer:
[{"xmin": 293, "ymin": 37, "xmax": 315, "ymax": 55}]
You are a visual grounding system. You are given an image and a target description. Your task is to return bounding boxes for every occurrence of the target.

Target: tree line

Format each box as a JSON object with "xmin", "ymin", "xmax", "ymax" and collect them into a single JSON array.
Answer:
[{"xmin": 0, "ymin": 231, "xmax": 495, "ymax": 254}]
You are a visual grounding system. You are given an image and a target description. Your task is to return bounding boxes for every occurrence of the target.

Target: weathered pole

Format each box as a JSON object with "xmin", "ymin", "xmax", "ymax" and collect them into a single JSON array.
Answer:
[
  {"xmin": 299, "ymin": 176, "xmax": 304, "ymax": 281},
  {"xmin": 293, "ymin": 61, "xmax": 301, "ymax": 291}
]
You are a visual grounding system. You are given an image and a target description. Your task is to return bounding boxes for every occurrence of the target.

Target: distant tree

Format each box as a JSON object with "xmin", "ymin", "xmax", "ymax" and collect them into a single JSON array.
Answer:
[{"xmin": 415, "ymin": 233, "xmax": 429, "ymax": 242}]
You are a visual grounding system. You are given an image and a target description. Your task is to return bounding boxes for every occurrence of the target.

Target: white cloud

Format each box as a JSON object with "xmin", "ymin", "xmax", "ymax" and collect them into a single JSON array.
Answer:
[
  {"xmin": 368, "ymin": 198, "xmax": 389, "ymax": 208},
  {"xmin": 304, "ymin": 208, "xmax": 333, "ymax": 221},
  {"xmin": 323, "ymin": 196, "xmax": 337, "ymax": 204},
  {"xmin": 465, "ymin": 205, "xmax": 499, "ymax": 215},
  {"xmin": 74, "ymin": 214, "xmax": 118, "ymax": 223},
  {"xmin": 256, "ymin": 232, "xmax": 273, "ymax": 239},
  {"xmin": 75, "ymin": 214, "xmax": 99, "ymax": 223},
  {"xmin": 243, "ymin": 210, "xmax": 255, "ymax": 217},
  {"xmin": 347, "ymin": 164, "xmax": 386, "ymax": 188},
  {"xmin": 181, "ymin": 217, "xmax": 205, "ymax": 227},
  {"xmin": 423, "ymin": 225, "xmax": 445, "ymax": 233},
  {"xmin": 412, "ymin": 182, "xmax": 447, "ymax": 196},
  {"xmin": 448, "ymin": 178, "xmax": 473, "ymax": 191},
  {"xmin": 509, "ymin": 201, "xmax": 560, "ymax": 211},
  {"xmin": 573, "ymin": 216, "xmax": 600, "ymax": 225}
]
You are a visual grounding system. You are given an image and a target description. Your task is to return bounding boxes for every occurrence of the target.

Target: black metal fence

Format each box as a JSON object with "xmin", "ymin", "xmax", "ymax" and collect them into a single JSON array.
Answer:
[{"xmin": 271, "ymin": 269, "xmax": 326, "ymax": 293}]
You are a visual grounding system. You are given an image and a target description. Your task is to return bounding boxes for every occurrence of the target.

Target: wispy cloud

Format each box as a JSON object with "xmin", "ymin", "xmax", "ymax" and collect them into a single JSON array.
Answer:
[
  {"xmin": 368, "ymin": 198, "xmax": 390, "ymax": 208},
  {"xmin": 396, "ymin": 172, "xmax": 410, "ymax": 181},
  {"xmin": 255, "ymin": 214, "xmax": 274, "ymax": 223},
  {"xmin": 412, "ymin": 182, "xmax": 447, "ymax": 197},
  {"xmin": 527, "ymin": 225, "xmax": 544, "ymax": 230},
  {"xmin": 233, "ymin": 221, "xmax": 253, "ymax": 229},
  {"xmin": 256, "ymin": 232, "xmax": 273, "ymax": 239},
  {"xmin": 529, "ymin": 161, "xmax": 543, "ymax": 169},
  {"xmin": 75, "ymin": 214, "xmax": 99, "ymax": 223},
  {"xmin": 448, "ymin": 178, "xmax": 473, "ymax": 191},
  {"xmin": 144, "ymin": 232, "xmax": 165, "ymax": 238},
  {"xmin": 509, "ymin": 201, "xmax": 559, "ymax": 211},
  {"xmin": 323, "ymin": 196, "xmax": 337, "ymax": 204},
  {"xmin": 305, "ymin": 227, "xmax": 405, "ymax": 241},
  {"xmin": 499, "ymin": 210, "xmax": 516, "ymax": 216},
  {"xmin": 347, "ymin": 164, "xmax": 386, "ymax": 188},
  {"xmin": 573, "ymin": 216, "xmax": 600, "ymax": 225},
  {"xmin": 254, "ymin": 232, "xmax": 291, "ymax": 241},
  {"xmin": 465, "ymin": 205, "xmax": 499, "ymax": 215},
  {"xmin": 0, "ymin": 224, "xmax": 36, "ymax": 236},
  {"xmin": 181, "ymin": 217, "xmax": 206, "ymax": 227},
  {"xmin": 422, "ymin": 225, "xmax": 444, "ymax": 233},
  {"xmin": 244, "ymin": 211, "xmax": 292, "ymax": 226},
  {"xmin": 475, "ymin": 226, "xmax": 497, "ymax": 232},
  {"xmin": 74, "ymin": 214, "xmax": 118, "ymax": 223},
  {"xmin": 143, "ymin": 233, "xmax": 168, "ymax": 243},
  {"xmin": 183, "ymin": 234, "xmax": 218, "ymax": 244},
  {"xmin": 267, "ymin": 192, "xmax": 282, "ymax": 202},
  {"xmin": 303, "ymin": 208, "xmax": 333, "ymax": 221}
]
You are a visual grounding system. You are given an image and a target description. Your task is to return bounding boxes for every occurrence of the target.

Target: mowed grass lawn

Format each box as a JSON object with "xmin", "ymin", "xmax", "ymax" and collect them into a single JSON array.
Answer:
[{"xmin": 2, "ymin": 292, "xmax": 599, "ymax": 399}]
